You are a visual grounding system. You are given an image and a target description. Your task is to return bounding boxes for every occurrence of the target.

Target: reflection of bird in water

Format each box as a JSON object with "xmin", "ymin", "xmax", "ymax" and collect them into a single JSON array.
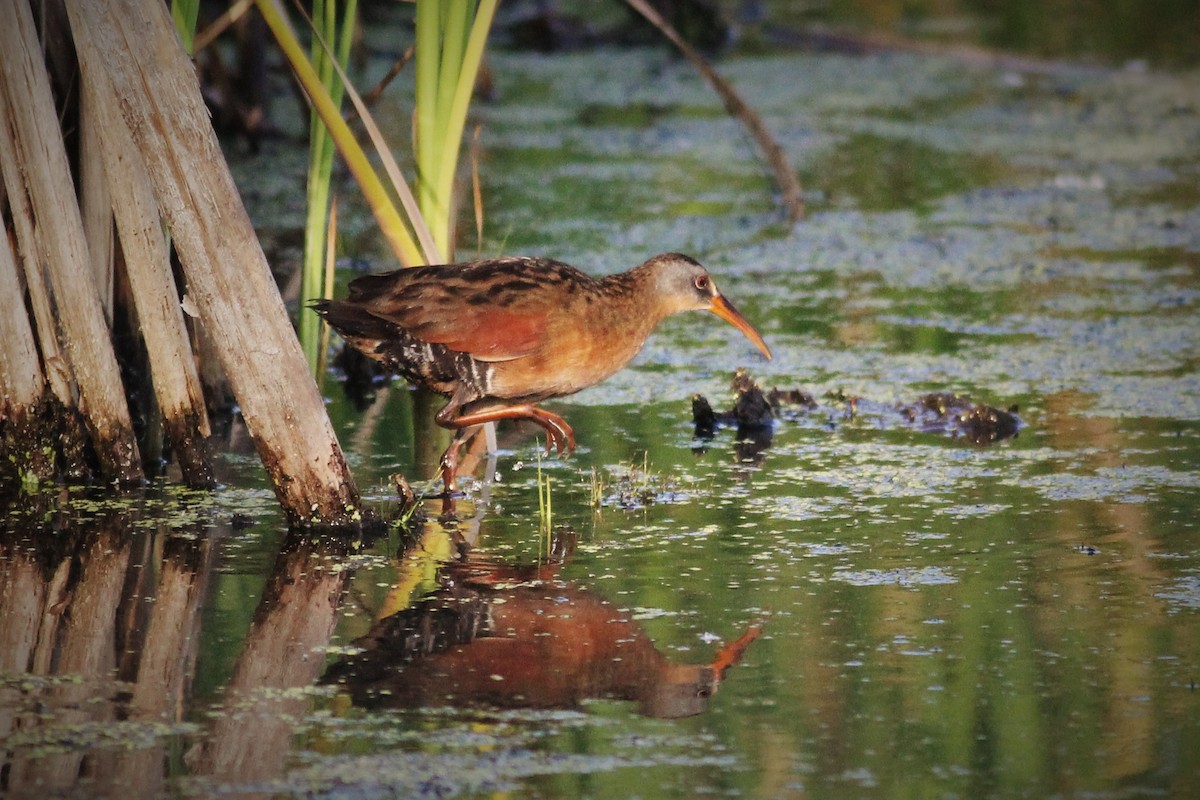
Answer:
[
  {"xmin": 314, "ymin": 253, "xmax": 771, "ymax": 494},
  {"xmin": 321, "ymin": 541, "xmax": 761, "ymax": 718}
]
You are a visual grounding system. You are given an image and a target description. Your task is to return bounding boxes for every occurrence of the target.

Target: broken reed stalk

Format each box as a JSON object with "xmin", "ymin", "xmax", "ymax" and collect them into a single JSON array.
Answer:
[
  {"xmin": 79, "ymin": 85, "xmax": 116, "ymax": 324},
  {"xmin": 193, "ymin": 0, "xmax": 254, "ymax": 53},
  {"xmin": 0, "ymin": 113, "xmax": 92, "ymax": 486},
  {"xmin": 78, "ymin": 58, "xmax": 216, "ymax": 487},
  {"xmin": 624, "ymin": 0, "xmax": 806, "ymax": 223},
  {"xmin": 0, "ymin": 0, "xmax": 212, "ymax": 490},
  {"xmin": 0, "ymin": 228, "xmax": 53, "ymax": 489},
  {"xmin": 58, "ymin": 0, "xmax": 362, "ymax": 526},
  {"xmin": 0, "ymin": 1, "xmax": 143, "ymax": 485},
  {"xmin": 348, "ymin": 48, "xmax": 414, "ymax": 124}
]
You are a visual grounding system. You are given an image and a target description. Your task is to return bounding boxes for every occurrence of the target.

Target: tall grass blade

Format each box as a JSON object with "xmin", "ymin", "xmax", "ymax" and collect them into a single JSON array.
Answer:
[
  {"xmin": 256, "ymin": 0, "xmax": 425, "ymax": 266},
  {"xmin": 414, "ymin": 0, "xmax": 441, "ymax": 236},
  {"xmin": 430, "ymin": 0, "xmax": 497, "ymax": 260},
  {"xmin": 298, "ymin": 0, "xmax": 440, "ymax": 263},
  {"xmin": 170, "ymin": 0, "xmax": 201, "ymax": 53},
  {"xmin": 316, "ymin": 195, "xmax": 338, "ymax": 381},
  {"xmin": 299, "ymin": 0, "xmax": 355, "ymax": 374}
]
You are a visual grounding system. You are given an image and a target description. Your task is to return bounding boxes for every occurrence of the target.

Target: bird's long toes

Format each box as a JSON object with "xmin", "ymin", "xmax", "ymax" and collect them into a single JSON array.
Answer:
[{"xmin": 552, "ymin": 425, "xmax": 575, "ymax": 457}]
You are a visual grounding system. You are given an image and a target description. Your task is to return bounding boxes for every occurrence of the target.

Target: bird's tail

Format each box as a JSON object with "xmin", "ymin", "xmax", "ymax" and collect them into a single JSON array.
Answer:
[{"xmin": 310, "ymin": 299, "xmax": 395, "ymax": 342}]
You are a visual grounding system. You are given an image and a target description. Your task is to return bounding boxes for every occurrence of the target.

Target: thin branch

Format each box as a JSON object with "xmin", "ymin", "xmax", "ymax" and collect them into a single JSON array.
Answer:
[
  {"xmin": 345, "ymin": 47, "xmax": 414, "ymax": 124},
  {"xmin": 624, "ymin": 0, "xmax": 805, "ymax": 222},
  {"xmin": 194, "ymin": 0, "xmax": 254, "ymax": 53}
]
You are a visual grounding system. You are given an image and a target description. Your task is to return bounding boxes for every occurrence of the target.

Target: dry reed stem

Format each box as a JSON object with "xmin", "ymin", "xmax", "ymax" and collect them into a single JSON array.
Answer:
[
  {"xmin": 0, "ymin": 0, "xmax": 142, "ymax": 483},
  {"xmin": 68, "ymin": 0, "xmax": 361, "ymax": 524},
  {"xmin": 79, "ymin": 59, "xmax": 216, "ymax": 486}
]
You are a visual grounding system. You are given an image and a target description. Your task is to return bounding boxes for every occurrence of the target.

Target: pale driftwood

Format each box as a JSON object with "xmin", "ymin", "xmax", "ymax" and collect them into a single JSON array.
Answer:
[
  {"xmin": 80, "ymin": 84, "xmax": 115, "ymax": 324},
  {"xmin": 79, "ymin": 59, "xmax": 216, "ymax": 488},
  {"xmin": 0, "ymin": 1, "xmax": 142, "ymax": 484},
  {"xmin": 66, "ymin": 0, "xmax": 361, "ymax": 526},
  {"xmin": 0, "ymin": 220, "xmax": 55, "ymax": 486},
  {"xmin": 0, "ymin": 125, "xmax": 74, "ymax": 412},
  {"xmin": 624, "ymin": 0, "xmax": 806, "ymax": 222},
  {"xmin": 0, "ymin": 216, "xmax": 44, "ymax": 416}
]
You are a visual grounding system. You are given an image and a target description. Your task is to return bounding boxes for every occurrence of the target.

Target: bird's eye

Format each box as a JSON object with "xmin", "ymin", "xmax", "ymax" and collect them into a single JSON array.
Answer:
[{"xmin": 693, "ymin": 275, "xmax": 710, "ymax": 291}]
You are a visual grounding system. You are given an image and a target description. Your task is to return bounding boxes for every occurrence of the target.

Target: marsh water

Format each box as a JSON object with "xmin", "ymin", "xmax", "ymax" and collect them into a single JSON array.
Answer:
[{"xmin": 4, "ymin": 11, "xmax": 1200, "ymax": 800}]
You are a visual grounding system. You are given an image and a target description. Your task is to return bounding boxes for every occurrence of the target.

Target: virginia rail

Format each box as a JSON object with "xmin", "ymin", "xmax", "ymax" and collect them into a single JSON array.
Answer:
[{"xmin": 314, "ymin": 252, "xmax": 772, "ymax": 493}]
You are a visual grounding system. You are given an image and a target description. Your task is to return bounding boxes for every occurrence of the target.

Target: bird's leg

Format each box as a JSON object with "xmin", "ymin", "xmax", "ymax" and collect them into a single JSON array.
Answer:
[
  {"xmin": 448, "ymin": 404, "xmax": 576, "ymax": 456},
  {"xmin": 437, "ymin": 396, "xmax": 576, "ymax": 458},
  {"xmin": 438, "ymin": 424, "xmax": 483, "ymax": 496},
  {"xmin": 433, "ymin": 390, "xmax": 475, "ymax": 497},
  {"xmin": 434, "ymin": 393, "xmax": 577, "ymax": 499}
]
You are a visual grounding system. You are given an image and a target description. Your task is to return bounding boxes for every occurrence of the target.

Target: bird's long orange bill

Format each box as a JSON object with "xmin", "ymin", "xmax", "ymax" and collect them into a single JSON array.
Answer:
[{"xmin": 710, "ymin": 295, "xmax": 773, "ymax": 360}]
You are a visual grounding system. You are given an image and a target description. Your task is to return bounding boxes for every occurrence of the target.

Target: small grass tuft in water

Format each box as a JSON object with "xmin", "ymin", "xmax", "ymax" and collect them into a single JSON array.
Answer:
[
  {"xmin": 585, "ymin": 467, "xmax": 605, "ymax": 509},
  {"xmin": 537, "ymin": 448, "xmax": 553, "ymax": 549},
  {"xmin": 598, "ymin": 452, "xmax": 683, "ymax": 510}
]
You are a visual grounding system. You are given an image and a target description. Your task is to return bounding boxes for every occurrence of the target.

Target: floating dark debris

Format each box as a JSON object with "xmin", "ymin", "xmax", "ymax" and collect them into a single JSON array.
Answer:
[
  {"xmin": 899, "ymin": 392, "xmax": 1021, "ymax": 444},
  {"xmin": 766, "ymin": 387, "xmax": 817, "ymax": 410},
  {"xmin": 230, "ymin": 512, "xmax": 256, "ymax": 530},
  {"xmin": 730, "ymin": 368, "xmax": 775, "ymax": 430},
  {"xmin": 693, "ymin": 371, "xmax": 1022, "ymax": 446}
]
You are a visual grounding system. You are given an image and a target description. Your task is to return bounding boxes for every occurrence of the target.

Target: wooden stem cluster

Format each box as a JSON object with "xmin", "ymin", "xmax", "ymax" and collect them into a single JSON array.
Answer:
[{"xmin": 0, "ymin": 0, "xmax": 362, "ymax": 527}]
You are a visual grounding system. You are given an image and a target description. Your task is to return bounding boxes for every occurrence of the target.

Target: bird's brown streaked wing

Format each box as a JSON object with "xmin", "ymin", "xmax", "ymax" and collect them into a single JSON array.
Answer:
[
  {"xmin": 357, "ymin": 271, "xmax": 552, "ymax": 362},
  {"xmin": 408, "ymin": 306, "xmax": 549, "ymax": 361}
]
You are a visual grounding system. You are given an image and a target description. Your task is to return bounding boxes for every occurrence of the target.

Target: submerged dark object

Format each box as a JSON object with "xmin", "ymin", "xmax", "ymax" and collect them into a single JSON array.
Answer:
[
  {"xmin": 692, "ymin": 393, "xmax": 721, "ymax": 438},
  {"xmin": 314, "ymin": 253, "xmax": 771, "ymax": 493},
  {"xmin": 691, "ymin": 368, "xmax": 790, "ymax": 461}
]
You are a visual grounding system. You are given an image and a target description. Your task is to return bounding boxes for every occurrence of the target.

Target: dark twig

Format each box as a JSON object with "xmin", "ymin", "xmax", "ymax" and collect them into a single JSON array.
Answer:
[
  {"xmin": 346, "ymin": 47, "xmax": 414, "ymax": 124},
  {"xmin": 624, "ymin": 0, "xmax": 805, "ymax": 222}
]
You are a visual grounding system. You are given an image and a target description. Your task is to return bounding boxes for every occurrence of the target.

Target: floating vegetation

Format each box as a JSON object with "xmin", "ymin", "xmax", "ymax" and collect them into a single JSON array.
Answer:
[
  {"xmin": 0, "ymin": 479, "xmax": 280, "ymax": 531},
  {"xmin": 595, "ymin": 453, "xmax": 691, "ymax": 509},
  {"xmin": 832, "ymin": 566, "xmax": 959, "ymax": 587}
]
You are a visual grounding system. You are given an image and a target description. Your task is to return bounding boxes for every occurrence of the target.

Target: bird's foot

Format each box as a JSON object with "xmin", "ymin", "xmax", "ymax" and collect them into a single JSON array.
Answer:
[
  {"xmin": 526, "ymin": 408, "xmax": 576, "ymax": 457},
  {"xmin": 541, "ymin": 416, "xmax": 576, "ymax": 457},
  {"xmin": 443, "ymin": 403, "xmax": 577, "ymax": 460}
]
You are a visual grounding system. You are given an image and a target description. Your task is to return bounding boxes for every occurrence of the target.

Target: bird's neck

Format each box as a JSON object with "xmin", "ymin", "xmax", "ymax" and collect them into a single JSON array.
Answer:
[{"xmin": 600, "ymin": 264, "xmax": 673, "ymax": 325}]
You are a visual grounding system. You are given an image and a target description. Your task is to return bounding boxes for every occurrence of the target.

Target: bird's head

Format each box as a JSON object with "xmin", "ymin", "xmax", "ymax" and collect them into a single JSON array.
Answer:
[{"xmin": 642, "ymin": 253, "xmax": 773, "ymax": 360}]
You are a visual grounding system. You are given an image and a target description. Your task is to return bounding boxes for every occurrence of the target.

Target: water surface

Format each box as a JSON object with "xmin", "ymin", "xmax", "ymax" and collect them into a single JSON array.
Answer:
[{"xmin": 3, "ymin": 20, "xmax": 1199, "ymax": 800}]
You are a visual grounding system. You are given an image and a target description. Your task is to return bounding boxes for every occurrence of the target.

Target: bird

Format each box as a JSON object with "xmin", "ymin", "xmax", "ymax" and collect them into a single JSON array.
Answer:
[{"xmin": 313, "ymin": 252, "xmax": 772, "ymax": 494}]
